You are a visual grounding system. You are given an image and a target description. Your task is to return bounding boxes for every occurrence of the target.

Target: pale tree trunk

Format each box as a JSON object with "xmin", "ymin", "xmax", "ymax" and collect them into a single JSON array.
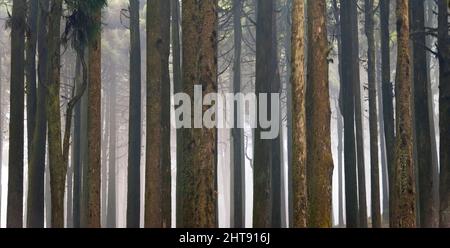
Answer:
[
  {"xmin": 7, "ymin": 0, "xmax": 26, "ymax": 228},
  {"xmin": 107, "ymin": 76, "xmax": 117, "ymax": 228},
  {"xmin": 291, "ymin": 0, "xmax": 307, "ymax": 228},
  {"xmin": 177, "ymin": 0, "xmax": 218, "ymax": 228},
  {"xmin": 126, "ymin": 0, "xmax": 142, "ymax": 228},
  {"xmin": 392, "ymin": 0, "xmax": 416, "ymax": 228},
  {"xmin": 306, "ymin": 0, "xmax": 334, "ymax": 228}
]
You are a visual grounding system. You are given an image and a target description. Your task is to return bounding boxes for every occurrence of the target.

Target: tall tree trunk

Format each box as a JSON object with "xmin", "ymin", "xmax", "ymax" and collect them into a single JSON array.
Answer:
[
  {"xmin": 106, "ymin": 77, "xmax": 117, "ymax": 228},
  {"xmin": 253, "ymin": 0, "xmax": 275, "ymax": 228},
  {"xmin": 438, "ymin": 0, "xmax": 450, "ymax": 228},
  {"xmin": 411, "ymin": 0, "xmax": 437, "ymax": 228},
  {"xmin": 100, "ymin": 81, "xmax": 110, "ymax": 228},
  {"xmin": 392, "ymin": 0, "xmax": 416, "ymax": 228},
  {"xmin": 291, "ymin": 0, "xmax": 307, "ymax": 228},
  {"xmin": 46, "ymin": 0, "xmax": 64, "ymax": 228},
  {"xmin": 340, "ymin": 0, "xmax": 358, "ymax": 228},
  {"xmin": 26, "ymin": 0, "xmax": 38, "ymax": 163},
  {"xmin": 231, "ymin": 0, "xmax": 245, "ymax": 228},
  {"xmin": 86, "ymin": 9, "xmax": 102, "ymax": 228},
  {"xmin": 306, "ymin": 0, "xmax": 334, "ymax": 228},
  {"xmin": 27, "ymin": 0, "xmax": 49, "ymax": 228},
  {"xmin": 351, "ymin": 0, "xmax": 368, "ymax": 228},
  {"xmin": 171, "ymin": 0, "xmax": 183, "ymax": 227},
  {"xmin": 145, "ymin": 0, "xmax": 163, "ymax": 228},
  {"xmin": 126, "ymin": 0, "xmax": 142, "ymax": 228},
  {"xmin": 380, "ymin": 0, "xmax": 395, "ymax": 227},
  {"xmin": 365, "ymin": 0, "xmax": 381, "ymax": 228},
  {"xmin": 178, "ymin": 0, "xmax": 218, "ymax": 228},
  {"xmin": 7, "ymin": 0, "xmax": 26, "ymax": 228},
  {"xmin": 0, "ymin": 40, "xmax": 3, "ymax": 227},
  {"xmin": 160, "ymin": 0, "xmax": 172, "ymax": 228}
]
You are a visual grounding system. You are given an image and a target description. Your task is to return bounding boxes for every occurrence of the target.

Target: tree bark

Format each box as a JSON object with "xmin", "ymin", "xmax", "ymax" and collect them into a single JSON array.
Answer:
[
  {"xmin": 438, "ymin": 0, "xmax": 450, "ymax": 228},
  {"xmin": 27, "ymin": 0, "xmax": 49, "ymax": 228},
  {"xmin": 306, "ymin": 0, "xmax": 334, "ymax": 228},
  {"xmin": 7, "ymin": 0, "xmax": 26, "ymax": 228},
  {"xmin": 392, "ymin": 0, "xmax": 416, "ymax": 228},
  {"xmin": 365, "ymin": 0, "xmax": 381, "ymax": 228},
  {"xmin": 126, "ymin": 0, "xmax": 142, "ymax": 228},
  {"xmin": 291, "ymin": 0, "xmax": 307, "ymax": 228},
  {"xmin": 178, "ymin": 0, "xmax": 218, "ymax": 228},
  {"xmin": 107, "ymin": 73, "xmax": 117, "ymax": 228},
  {"xmin": 340, "ymin": 0, "xmax": 358, "ymax": 228}
]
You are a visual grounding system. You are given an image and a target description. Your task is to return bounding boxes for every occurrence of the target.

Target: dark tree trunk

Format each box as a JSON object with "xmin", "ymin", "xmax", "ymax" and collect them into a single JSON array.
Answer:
[
  {"xmin": 178, "ymin": 0, "xmax": 218, "ymax": 228},
  {"xmin": 127, "ymin": 0, "xmax": 142, "ymax": 228},
  {"xmin": 392, "ymin": 0, "xmax": 416, "ymax": 228},
  {"xmin": 340, "ymin": 0, "xmax": 358, "ymax": 228},
  {"xmin": 253, "ymin": 0, "xmax": 275, "ymax": 228},
  {"xmin": 438, "ymin": 0, "xmax": 450, "ymax": 228},
  {"xmin": 86, "ymin": 9, "xmax": 102, "ymax": 228},
  {"xmin": 306, "ymin": 0, "xmax": 334, "ymax": 227},
  {"xmin": 380, "ymin": 0, "xmax": 395, "ymax": 227},
  {"xmin": 231, "ymin": 0, "xmax": 245, "ymax": 228},
  {"xmin": 7, "ymin": 0, "xmax": 26, "ymax": 228},
  {"xmin": 411, "ymin": 0, "xmax": 437, "ymax": 228},
  {"xmin": 27, "ymin": 0, "xmax": 49, "ymax": 228},
  {"xmin": 365, "ymin": 0, "xmax": 381, "ymax": 228}
]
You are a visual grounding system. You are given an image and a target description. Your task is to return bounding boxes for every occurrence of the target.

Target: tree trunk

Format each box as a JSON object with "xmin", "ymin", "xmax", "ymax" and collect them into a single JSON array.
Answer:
[
  {"xmin": 7, "ymin": 0, "xmax": 26, "ymax": 228},
  {"xmin": 46, "ymin": 0, "xmax": 64, "ymax": 228},
  {"xmin": 177, "ymin": 0, "xmax": 218, "ymax": 228},
  {"xmin": 160, "ymin": 0, "xmax": 172, "ymax": 229},
  {"xmin": 0, "ymin": 38, "xmax": 3, "ymax": 227},
  {"xmin": 291, "ymin": 0, "xmax": 307, "ymax": 228},
  {"xmin": 392, "ymin": 0, "xmax": 416, "ymax": 228},
  {"xmin": 126, "ymin": 0, "xmax": 142, "ymax": 229},
  {"xmin": 107, "ymin": 73, "xmax": 117, "ymax": 228},
  {"xmin": 411, "ymin": 0, "xmax": 437, "ymax": 228},
  {"xmin": 100, "ymin": 80, "xmax": 110, "ymax": 228},
  {"xmin": 253, "ymin": 0, "xmax": 275, "ymax": 228},
  {"xmin": 340, "ymin": 0, "xmax": 358, "ymax": 228},
  {"xmin": 365, "ymin": 0, "xmax": 381, "ymax": 228},
  {"xmin": 306, "ymin": 0, "xmax": 334, "ymax": 228},
  {"xmin": 27, "ymin": 0, "xmax": 49, "ymax": 228},
  {"xmin": 438, "ymin": 0, "xmax": 450, "ymax": 228},
  {"xmin": 380, "ymin": 0, "xmax": 395, "ymax": 227},
  {"xmin": 86, "ymin": 9, "xmax": 102, "ymax": 228},
  {"xmin": 231, "ymin": 0, "xmax": 245, "ymax": 228}
]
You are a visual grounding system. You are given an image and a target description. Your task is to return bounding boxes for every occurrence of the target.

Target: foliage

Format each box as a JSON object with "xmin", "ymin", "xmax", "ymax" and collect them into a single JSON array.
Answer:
[{"xmin": 62, "ymin": 0, "xmax": 107, "ymax": 53}]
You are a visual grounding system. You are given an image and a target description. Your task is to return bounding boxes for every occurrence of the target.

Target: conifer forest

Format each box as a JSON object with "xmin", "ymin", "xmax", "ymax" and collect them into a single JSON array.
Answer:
[{"xmin": 0, "ymin": 0, "xmax": 449, "ymax": 228}]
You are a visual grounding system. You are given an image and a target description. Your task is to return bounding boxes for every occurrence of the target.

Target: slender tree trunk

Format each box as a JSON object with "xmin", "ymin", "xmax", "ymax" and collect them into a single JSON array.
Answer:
[
  {"xmin": 380, "ymin": 0, "xmax": 395, "ymax": 227},
  {"xmin": 253, "ymin": 0, "xmax": 275, "ymax": 228},
  {"xmin": 306, "ymin": 0, "xmax": 334, "ymax": 228},
  {"xmin": 160, "ymin": 0, "xmax": 172, "ymax": 228},
  {"xmin": 410, "ymin": 0, "xmax": 437, "ymax": 228},
  {"xmin": 291, "ymin": 0, "xmax": 307, "ymax": 228},
  {"xmin": 438, "ymin": 0, "xmax": 450, "ymax": 228},
  {"xmin": 27, "ymin": 0, "xmax": 49, "ymax": 228},
  {"xmin": 351, "ymin": 0, "xmax": 368, "ymax": 228},
  {"xmin": 100, "ymin": 82, "xmax": 110, "ymax": 228},
  {"xmin": 86, "ymin": 9, "xmax": 102, "ymax": 228},
  {"xmin": 26, "ymin": 0, "xmax": 38, "ymax": 163},
  {"xmin": 392, "ymin": 0, "xmax": 416, "ymax": 228},
  {"xmin": 126, "ymin": 0, "xmax": 142, "ymax": 229},
  {"xmin": 0, "ymin": 41, "xmax": 3, "ymax": 227},
  {"xmin": 231, "ymin": 0, "xmax": 245, "ymax": 228},
  {"xmin": 365, "ymin": 0, "xmax": 381, "ymax": 228},
  {"xmin": 178, "ymin": 0, "xmax": 218, "ymax": 228},
  {"xmin": 171, "ymin": 0, "xmax": 183, "ymax": 227},
  {"xmin": 145, "ymin": 0, "xmax": 163, "ymax": 228},
  {"xmin": 46, "ymin": 0, "xmax": 64, "ymax": 228},
  {"xmin": 7, "ymin": 0, "xmax": 26, "ymax": 228},
  {"xmin": 340, "ymin": 0, "xmax": 358, "ymax": 228},
  {"xmin": 106, "ymin": 77, "xmax": 117, "ymax": 228}
]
